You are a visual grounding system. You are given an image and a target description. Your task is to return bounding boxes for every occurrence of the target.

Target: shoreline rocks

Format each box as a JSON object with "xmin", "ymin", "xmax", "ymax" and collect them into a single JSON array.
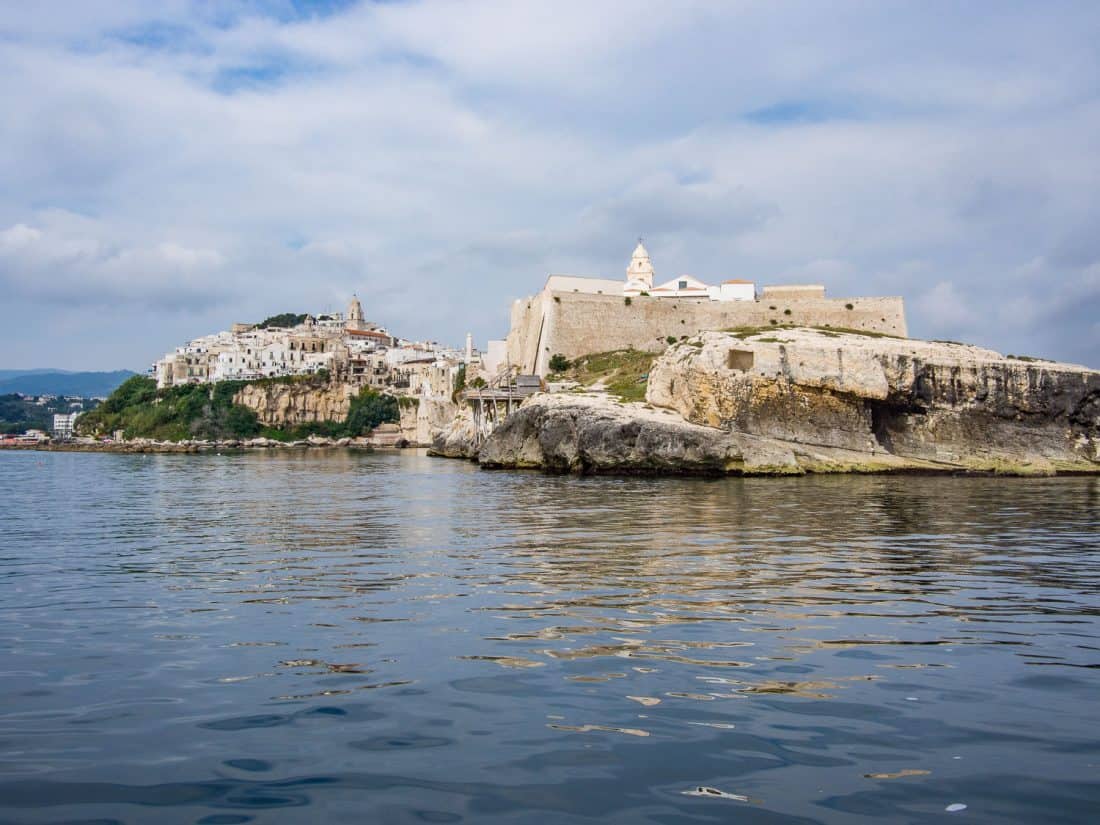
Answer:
[{"xmin": 2, "ymin": 436, "xmax": 383, "ymax": 454}]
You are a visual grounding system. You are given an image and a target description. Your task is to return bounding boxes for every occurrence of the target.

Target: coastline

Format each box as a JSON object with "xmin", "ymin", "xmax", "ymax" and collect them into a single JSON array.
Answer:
[{"xmin": 0, "ymin": 437, "xmax": 392, "ymax": 454}]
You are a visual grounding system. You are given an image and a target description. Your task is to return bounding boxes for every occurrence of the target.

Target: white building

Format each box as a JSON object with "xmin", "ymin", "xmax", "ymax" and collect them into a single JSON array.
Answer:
[
  {"xmin": 52, "ymin": 412, "xmax": 80, "ymax": 439},
  {"xmin": 564, "ymin": 241, "xmax": 756, "ymax": 302},
  {"xmin": 482, "ymin": 339, "xmax": 508, "ymax": 377}
]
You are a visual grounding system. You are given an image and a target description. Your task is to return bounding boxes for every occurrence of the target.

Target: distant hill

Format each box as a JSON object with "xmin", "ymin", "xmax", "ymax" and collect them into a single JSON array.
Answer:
[{"xmin": 0, "ymin": 370, "xmax": 139, "ymax": 398}]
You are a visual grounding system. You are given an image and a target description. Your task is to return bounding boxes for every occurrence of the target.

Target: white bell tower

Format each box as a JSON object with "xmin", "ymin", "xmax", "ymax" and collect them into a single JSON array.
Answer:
[{"xmin": 624, "ymin": 239, "xmax": 655, "ymax": 294}]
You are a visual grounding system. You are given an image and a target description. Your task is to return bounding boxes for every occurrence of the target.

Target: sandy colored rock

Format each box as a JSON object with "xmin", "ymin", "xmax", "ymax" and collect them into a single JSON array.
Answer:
[
  {"xmin": 233, "ymin": 381, "xmax": 356, "ymax": 427},
  {"xmin": 646, "ymin": 329, "xmax": 1099, "ymax": 472},
  {"xmin": 429, "ymin": 406, "xmax": 480, "ymax": 459}
]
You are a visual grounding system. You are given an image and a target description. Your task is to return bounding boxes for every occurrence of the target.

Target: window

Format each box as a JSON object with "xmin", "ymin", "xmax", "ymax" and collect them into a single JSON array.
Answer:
[{"xmin": 678, "ymin": 280, "xmax": 688, "ymax": 290}]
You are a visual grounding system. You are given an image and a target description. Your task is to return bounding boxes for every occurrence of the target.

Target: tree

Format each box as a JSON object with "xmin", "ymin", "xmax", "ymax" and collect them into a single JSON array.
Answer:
[
  {"xmin": 451, "ymin": 364, "xmax": 467, "ymax": 402},
  {"xmin": 549, "ymin": 354, "xmax": 571, "ymax": 373},
  {"xmin": 344, "ymin": 388, "xmax": 399, "ymax": 436},
  {"xmin": 257, "ymin": 312, "xmax": 308, "ymax": 329}
]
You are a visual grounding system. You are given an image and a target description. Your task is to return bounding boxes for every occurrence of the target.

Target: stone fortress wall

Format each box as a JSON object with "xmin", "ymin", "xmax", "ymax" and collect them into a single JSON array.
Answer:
[{"xmin": 508, "ymin": 289, "xmax": 908, "ymax": 376}]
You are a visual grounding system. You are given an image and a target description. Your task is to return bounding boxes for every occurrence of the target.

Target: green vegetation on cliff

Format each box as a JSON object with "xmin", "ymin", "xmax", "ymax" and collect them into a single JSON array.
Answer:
[
  {"xmin": 551, "ymin": 349, "xmax": 656, "ymax": 403},
  {"xmin": 77, "ymin": 376, "xmax": 261, "ymax": 441},
  {"xmin": 77, "ymin": 377, "xmax": 400, "ymax": 442},
  {"xmin": 257, "ymin": 312, "xmax": 309, "ymax": 329}
]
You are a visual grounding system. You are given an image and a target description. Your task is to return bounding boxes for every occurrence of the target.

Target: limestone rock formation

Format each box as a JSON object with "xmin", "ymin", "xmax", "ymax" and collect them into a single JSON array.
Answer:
[
  {"xmin": 647, "ymin": 329, "xmax": 1099, "ymax": 473},
  {"xmin": 416, "ymin": 396, "xmax": 460, "ymax": 447},
  {"xmin": 470, "ymin": 329, "xmax": 1099, "ymax": 476},
  {"xmin": 428, "ymin": 406, "xmax": 480, "ymax": 459},
  {"xmin": 474, "ymin": 393, "xmax": 929, "ymax": 475},
  {"xmin": 234, "ymin": 381, "xmax": 355, "ymax": 427}
]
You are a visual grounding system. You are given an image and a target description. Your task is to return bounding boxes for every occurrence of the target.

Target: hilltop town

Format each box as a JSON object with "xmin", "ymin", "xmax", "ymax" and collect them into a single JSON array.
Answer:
[{"xmin": 153, "ymin": 296, "xmax": 475, "ymax": 394}]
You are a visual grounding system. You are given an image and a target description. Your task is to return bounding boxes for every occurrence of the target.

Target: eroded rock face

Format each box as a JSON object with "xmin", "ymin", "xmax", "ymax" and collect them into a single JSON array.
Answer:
[
  {"xmin": 475, "ymin": 393, "xmax": 929, "ymax": 476},
  {"xmin": 477, "ymin": 394, "xmax": 766, "ymax": 473},
  {"xmin": 416, "ymin": 396, "xmax": 460, "ymax": 447},
  {"xmin": 428, "ymin": 406, "xmax": 479, "ymax": 459},
  {"xmin": 646, "ymin": 329, "xmax": 1100, "ymax": 472},
  {"xmin": 234, "ymin": 381, "xmax": 355, "ymax": 427}
]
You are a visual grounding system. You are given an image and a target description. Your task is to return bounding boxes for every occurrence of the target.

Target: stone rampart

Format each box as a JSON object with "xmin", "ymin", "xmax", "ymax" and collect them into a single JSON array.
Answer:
[{"xmin": 507, "ymin": 290, "xmax": 907, "ymax": 375}]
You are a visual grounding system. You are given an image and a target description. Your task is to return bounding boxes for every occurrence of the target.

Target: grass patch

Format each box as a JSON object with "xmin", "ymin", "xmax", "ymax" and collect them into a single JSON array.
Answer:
[
  {"xmin": 813, "ymin": 326, "xmax": 904, "ymax": 339},
  {"xmin": 723, "ymin": 324, "xmax": 904, "ymax": 341},
  {"xmin": 554, "ymin": 349, "xmax": 657, "ymax": 403},
  {"xmin": 725, "ymin": 325, "xmax": 794, "ymax": 338}
]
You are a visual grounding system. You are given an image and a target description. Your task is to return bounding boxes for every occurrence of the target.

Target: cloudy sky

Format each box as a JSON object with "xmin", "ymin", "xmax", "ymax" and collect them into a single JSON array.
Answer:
[{"xmin": 1, "ymin": 0, "xmax": 1098, "ymax": 370}]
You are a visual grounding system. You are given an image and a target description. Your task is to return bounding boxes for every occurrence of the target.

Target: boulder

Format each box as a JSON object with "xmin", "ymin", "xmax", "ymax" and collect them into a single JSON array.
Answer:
[
  {"xmin": 476, "ymin": 393, "xmax": 922, "ymax": 475},
  {"xmin": 429, "ymin": 407, "xmax": 480, "ymax": 459}
]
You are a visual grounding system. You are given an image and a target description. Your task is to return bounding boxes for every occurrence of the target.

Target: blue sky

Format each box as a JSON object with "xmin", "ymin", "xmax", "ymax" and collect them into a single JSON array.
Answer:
[{"xmin": 1, "ymin": 0, "xmax": 1098, "ymax": 369}]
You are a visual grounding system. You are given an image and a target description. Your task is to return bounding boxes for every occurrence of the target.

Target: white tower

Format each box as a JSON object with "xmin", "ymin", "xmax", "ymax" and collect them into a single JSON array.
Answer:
[
  {"xmin": 465, "ymin": 332, "xmax": 474, "ymax": 363},
  {"xmin": 624, "ymin": 239, "xmax": 655, "ymax": 294}
]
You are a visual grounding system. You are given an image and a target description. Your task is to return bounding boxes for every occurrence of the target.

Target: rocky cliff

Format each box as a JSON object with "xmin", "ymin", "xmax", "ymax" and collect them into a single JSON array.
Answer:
[
  {"xmin": 233, "ymin": 381, "xmax": 355, "ymax": 427},
  {"xmin": 416, "ymin": 395, "xmax": 460, "ymax": 447},
  {"xmin": 457, "ymin": 329, "xmax": 1099, "ymax": 476}
]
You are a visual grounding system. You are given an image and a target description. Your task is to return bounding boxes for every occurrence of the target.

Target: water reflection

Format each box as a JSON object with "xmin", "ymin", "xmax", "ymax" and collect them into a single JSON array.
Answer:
[{"xmin": 0, "ymin": 451, "xmax": 1097, "ymax": 823}]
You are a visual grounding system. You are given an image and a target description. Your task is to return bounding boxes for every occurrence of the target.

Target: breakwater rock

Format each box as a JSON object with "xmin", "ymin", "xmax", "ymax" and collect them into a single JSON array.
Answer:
[{"xmin": 465, "ymin": 329, "xmax": 1099, "ymax": 476}]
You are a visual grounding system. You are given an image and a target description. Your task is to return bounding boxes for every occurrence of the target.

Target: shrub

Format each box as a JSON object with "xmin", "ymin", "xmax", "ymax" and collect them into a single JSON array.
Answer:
[
  {"xmin": 257, "ymin": 312, "xmax": 308, "ymax": 329},
  {"xmin": 624, "ymin": 296, "xmax": 632, "ymax": 306},
  {"xmin": 783, "ymin": 308, "xmax": 792, "ymax": 316},
  {"xmin": 345, "ymin": 388, "xmax": 399, "ymax": 436},
  {"xmin": 549, "ymin": 354, "xmax": 571, "ymax": 372},
  {"xmin": 451, "ymin": 364, "xmax": 467, "ymax": 402},
  {"xmin": 666, "ymin": 336, "xmax": 678, "ymax": 345},
  {"xmin": 845, "ymin": 303, "xmax": 854, "ymax": 310}
]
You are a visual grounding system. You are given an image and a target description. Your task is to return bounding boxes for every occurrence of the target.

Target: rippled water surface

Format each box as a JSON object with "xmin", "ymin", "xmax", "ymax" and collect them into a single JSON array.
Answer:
[{"xmin": 1, "ymin": 450, "xmax": 1099, "ymax": 824}]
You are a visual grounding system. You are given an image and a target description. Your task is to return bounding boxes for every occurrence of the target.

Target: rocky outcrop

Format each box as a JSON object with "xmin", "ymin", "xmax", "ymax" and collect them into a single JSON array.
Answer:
[
  {"xmin": 468, "ymin": 329, "xmax": 1099, "ymax": 476},
  {"xmin": 234, "ymin": 381, "xmax": 355, "ymax": 427},
  {"xmin": 646, "ymin": 329, "xmax": 1099, "ymax": 473},
  {"xmin": 416, "ymin": 395, "xmax": 460, "ymax": 447},
  {"xmin": 429, "ymin": 406, "xmax": 479, "ymax": 459},
  {"xmin": 476, "ymin": 393, "xmax": 928, "ymax": 475}
]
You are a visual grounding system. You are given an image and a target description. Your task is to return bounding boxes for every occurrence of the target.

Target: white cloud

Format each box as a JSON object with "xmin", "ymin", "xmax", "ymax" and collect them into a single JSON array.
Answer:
[
  {"xmin": 0, "ymin": 214, "xmax": 229, "ymax": 310},
  {"xmin": 1, "ymin": 1, "xmax": 1099, "ymax": 368}
]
